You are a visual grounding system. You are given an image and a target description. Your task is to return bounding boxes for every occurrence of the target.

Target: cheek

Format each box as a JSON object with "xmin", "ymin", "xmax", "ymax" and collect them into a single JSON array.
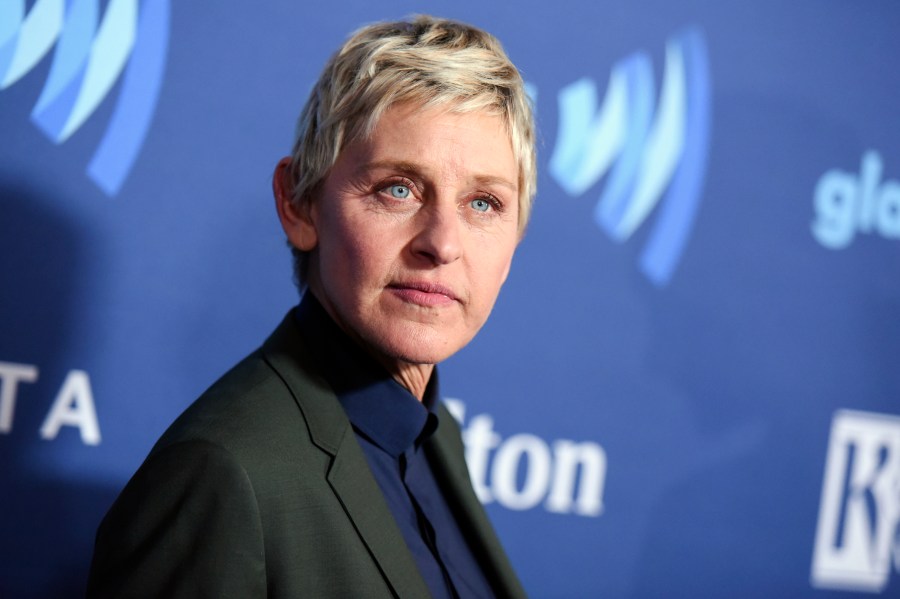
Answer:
[
  {"xmin": 481, "ymin": 235, "xmax": 517, "ymax": 284},
  {"xmin": 469, "ymin": 250, "xmax": 515, "ymax": 310},
  {"xmin": 324, "ymin": 214, "xmax": 396, "ymax": 282}
]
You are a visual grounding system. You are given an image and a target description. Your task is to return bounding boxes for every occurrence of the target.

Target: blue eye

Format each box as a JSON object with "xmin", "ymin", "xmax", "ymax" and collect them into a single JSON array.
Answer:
[
  {"xmin": 471, "ymin": 198, "xmax": 492, "ymax": 212},
  {"xmin": 388, "ymin": 184, "xmax": 411, "ymax": 199}
]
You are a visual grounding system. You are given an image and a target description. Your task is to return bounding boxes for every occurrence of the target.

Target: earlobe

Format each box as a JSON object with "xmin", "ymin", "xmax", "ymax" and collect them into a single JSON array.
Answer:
[{"xmin": 273, "ymin": 157, "xmax": 318, "ymax": 251}]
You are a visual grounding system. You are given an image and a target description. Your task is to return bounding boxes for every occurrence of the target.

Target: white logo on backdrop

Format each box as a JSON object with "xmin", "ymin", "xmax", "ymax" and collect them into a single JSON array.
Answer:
[
  {"xmin": 812, "ymin": 150, "xmax": 900, "ymax": 249},
  {"xmin": 445, "ymin": 399, "xmax": 607, "ymax": 517},
  {"xmin": 811, "ymin": 409, "xmax": 900, "ymax": 593},
  {"xmin": 0, "ymin": 360, "xmax": 100, "ymax": 445}
]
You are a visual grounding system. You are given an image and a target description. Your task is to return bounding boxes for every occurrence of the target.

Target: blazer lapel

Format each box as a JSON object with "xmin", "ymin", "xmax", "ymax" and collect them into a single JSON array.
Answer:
[
  {"xmin": 327, "ymin": 428, "xmax": 432, "ymax": 598},
  {"xmin": 262, "ymin": 312, "xmax": 431, "ymax": 598},
  {"xmin": 427, "ymin": 403, "xmax": 527, "ymax": 599}
]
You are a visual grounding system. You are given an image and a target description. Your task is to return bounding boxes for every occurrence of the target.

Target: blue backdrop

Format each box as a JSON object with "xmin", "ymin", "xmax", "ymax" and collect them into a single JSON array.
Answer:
[{"xmin": 2, "ymin": 1, "xmax": 899, "ymax": 597}]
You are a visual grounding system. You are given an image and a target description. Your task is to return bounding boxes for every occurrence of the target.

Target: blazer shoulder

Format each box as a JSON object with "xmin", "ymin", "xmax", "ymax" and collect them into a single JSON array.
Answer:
[
  {"xmin": 151, "ymin": 311, "xmax": 348, "ymax": 475},
  {"xmin": 88, "ymin": 438, "xmax": 267, "ymax": 598}
]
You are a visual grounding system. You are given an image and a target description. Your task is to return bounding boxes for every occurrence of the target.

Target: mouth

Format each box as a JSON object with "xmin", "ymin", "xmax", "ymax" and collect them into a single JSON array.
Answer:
[{"xmin": 387, "ymin": 281, "xmax": 460, "ymax": 307}]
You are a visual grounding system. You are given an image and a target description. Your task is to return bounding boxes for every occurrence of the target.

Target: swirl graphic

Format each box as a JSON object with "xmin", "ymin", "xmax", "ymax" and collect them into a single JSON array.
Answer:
[
  {"xmin": 1, "ymin": 0, "xmax": 170, "ymax": 195},
  {"xmin": 549, "ymin": 28, "xmax": 711, "ymax": 286}
]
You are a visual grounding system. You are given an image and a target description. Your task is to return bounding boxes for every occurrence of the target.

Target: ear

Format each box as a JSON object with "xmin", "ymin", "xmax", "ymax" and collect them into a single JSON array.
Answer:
[{"xmin": 273, "ymin": 157, "xmax": 318, "ymax": 251}]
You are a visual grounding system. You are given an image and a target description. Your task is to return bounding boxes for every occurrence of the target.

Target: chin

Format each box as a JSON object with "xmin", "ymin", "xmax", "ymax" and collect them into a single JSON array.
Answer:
[{"xmin": 370, "ymin": 323, "xmax": 472, "ymax": 367}]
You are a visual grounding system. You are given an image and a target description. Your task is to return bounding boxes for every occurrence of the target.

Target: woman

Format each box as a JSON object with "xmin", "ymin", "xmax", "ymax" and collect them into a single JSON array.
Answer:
[{"xmin": 89, "ymin": 15, "xmax": 536, "ymax": 598}]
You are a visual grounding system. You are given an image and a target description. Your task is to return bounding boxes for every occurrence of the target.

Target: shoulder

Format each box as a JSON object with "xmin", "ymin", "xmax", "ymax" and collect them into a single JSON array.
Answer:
[
  {"xmin": 155, "ymin": 347, "xmax": 306, "ymax": 456},
  {"xmin": 88, "ymin": 312, "xmax": 395, "ymax": 598},
  {"xmin": 87, "ymin": 437, "xmax": 268, "ymax": 597},
  {"xmin": 152, "ymin": 311, "xmax": 343, "ymax": 471}
]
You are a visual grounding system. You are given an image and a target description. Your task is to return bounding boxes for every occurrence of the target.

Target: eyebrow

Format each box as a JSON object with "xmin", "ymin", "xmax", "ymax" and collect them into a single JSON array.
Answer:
[{"xmin": 360, "ymin": 160, "xmax": 518, "ymax": 192}]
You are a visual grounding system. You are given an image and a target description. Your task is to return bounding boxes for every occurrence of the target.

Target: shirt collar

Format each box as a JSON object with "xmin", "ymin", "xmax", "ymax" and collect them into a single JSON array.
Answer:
[{"xmin": 294, "ymin": 292, "xmax": 439, "ymax": 458}]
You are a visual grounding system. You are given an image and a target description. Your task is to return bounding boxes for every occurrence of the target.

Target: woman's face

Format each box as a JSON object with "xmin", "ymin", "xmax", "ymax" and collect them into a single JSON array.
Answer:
[{"xmin": 284, "ymin": 102, "xmax": 520, "ymax": 371}]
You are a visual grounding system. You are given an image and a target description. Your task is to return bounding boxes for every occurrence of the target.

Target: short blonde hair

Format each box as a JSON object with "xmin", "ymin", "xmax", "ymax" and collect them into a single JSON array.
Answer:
[{"xmin": 284, "ymin": 15, "xmax": 537, "ymax": 284}]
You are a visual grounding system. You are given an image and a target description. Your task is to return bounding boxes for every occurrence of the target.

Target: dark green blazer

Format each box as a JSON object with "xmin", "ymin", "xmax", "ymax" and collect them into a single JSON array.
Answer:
[{"xmin": 87, "ymin": 312, "xmax": 526, "ymax": 598}]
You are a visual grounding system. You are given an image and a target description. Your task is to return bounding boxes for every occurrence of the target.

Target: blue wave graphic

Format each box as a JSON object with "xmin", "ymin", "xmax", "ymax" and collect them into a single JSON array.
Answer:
[
  {"xmin": 595, "ymin": 53, "xmax": 654, "ymax": 241},
  {"xmin": 88, "ymin": 0, "xmax": 169, "ymax": 195},
  {"xmin": 1, "ymin": 0, "xmax": 170, "ymax": 196},
  {"xmin": 640, "ymin": 30, "xmax": 710, "ymax": 285},
  {"xmin": 549, "ymin": 28, "xmax": 711, "ymax": 286}
]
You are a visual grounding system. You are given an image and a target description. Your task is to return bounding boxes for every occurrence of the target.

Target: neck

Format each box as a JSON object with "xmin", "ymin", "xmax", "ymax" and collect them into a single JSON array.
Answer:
[{"xmin": 384, "ymin": 361, "xmax": 434, "ymax": 402}]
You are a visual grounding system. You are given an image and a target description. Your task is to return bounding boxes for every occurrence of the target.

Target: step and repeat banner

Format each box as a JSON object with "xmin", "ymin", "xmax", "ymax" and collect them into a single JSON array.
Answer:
[{"xmin": 2, "ymin": 1, "xmax": 898, "ymax": 597}]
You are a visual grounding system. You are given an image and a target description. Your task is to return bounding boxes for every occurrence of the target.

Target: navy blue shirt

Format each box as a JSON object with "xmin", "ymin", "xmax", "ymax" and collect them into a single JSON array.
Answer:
[{"xmin": 295, "ymin": 294, "xmax": 495, "ymax": 599}]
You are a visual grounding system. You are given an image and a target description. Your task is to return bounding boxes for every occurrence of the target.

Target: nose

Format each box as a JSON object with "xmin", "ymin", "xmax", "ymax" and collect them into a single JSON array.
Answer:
[{"xmin": 410, "ymin": 202, "xmax": 462, "ymax": 265}]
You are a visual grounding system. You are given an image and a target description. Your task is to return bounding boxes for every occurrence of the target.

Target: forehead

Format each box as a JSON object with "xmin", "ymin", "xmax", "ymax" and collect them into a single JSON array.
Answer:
[{"xmin": 346, "ymin": 103, "xmax": 518, "ymax": 184}]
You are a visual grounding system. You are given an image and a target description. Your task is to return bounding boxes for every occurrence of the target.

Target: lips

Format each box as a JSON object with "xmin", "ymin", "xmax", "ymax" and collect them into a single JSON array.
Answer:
[{"xmin": 388, "ymin": 281, "xmax": 459, "ymax": 307}]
